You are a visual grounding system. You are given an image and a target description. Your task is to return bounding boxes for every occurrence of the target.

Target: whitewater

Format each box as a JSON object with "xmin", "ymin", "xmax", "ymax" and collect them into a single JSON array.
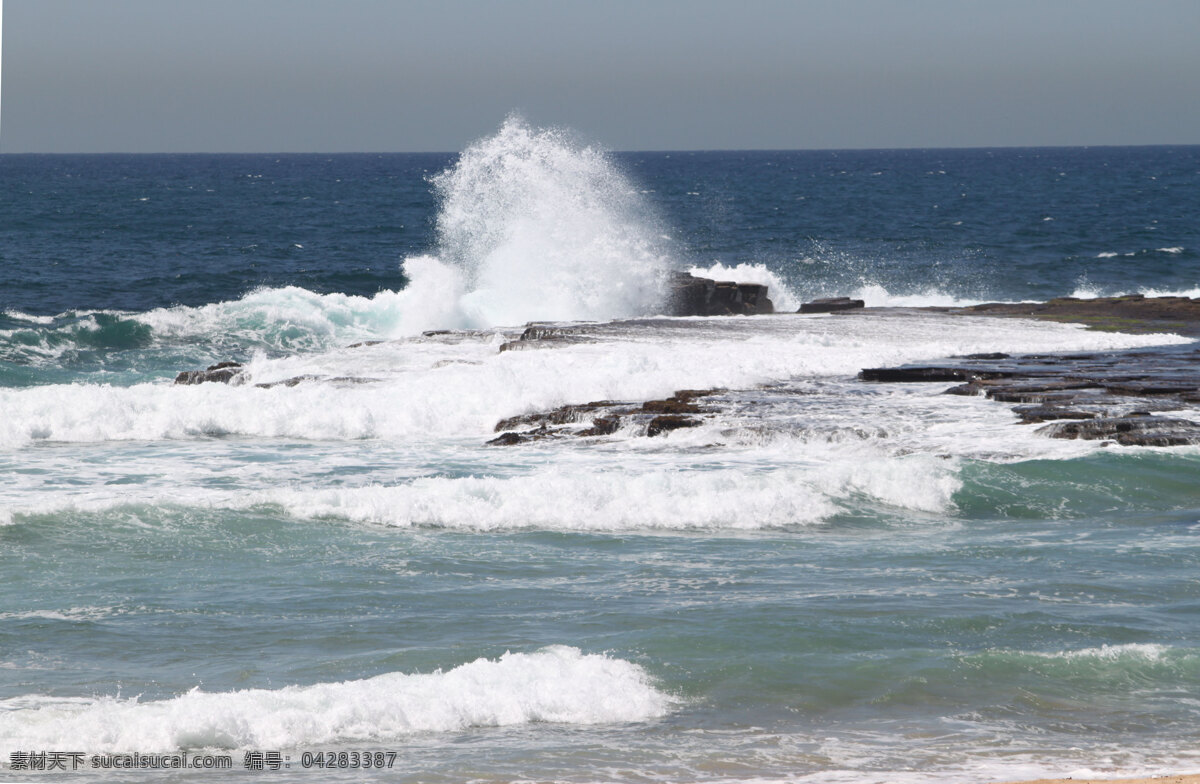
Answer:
[{"xmin": 2, "ymin": 122, "xmax": 1200, "ymax": 783}]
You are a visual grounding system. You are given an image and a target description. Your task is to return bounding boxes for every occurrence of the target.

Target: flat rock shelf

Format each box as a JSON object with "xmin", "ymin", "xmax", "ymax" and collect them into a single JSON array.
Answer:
[{"xmin": 860, "ymin": 345, "xmax": 1200, "ymax": 446}]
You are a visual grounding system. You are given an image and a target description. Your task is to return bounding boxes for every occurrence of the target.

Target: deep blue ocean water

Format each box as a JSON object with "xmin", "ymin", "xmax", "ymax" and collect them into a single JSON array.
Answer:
[
  {"xmin": 2, "ymin": 125, "xmax": 1199, "ymax": 783},
  {"xmin": 4, "ymin": 146, "xmax": 1198, "ymax": 316}
]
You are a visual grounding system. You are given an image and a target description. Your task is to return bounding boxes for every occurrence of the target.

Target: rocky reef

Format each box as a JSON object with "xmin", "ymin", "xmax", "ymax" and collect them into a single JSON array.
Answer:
[
  {"xmin": 860, "ymin": 345, "xmax": 1200, "ymax": 446},
  {"xmin": 170, "ymin": 293, "xmax": 1200, "ymax": 449}
]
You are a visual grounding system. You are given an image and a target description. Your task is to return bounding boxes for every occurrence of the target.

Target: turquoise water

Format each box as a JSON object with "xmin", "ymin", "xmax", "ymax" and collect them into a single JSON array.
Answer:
[{"xmin": 2, "ymin": 120, "xmax": 1200, "ymax": 782}]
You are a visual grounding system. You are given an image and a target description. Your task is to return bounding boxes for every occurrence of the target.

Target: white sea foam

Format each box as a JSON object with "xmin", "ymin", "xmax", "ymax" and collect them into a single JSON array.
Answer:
[
  {"xmin": 1, "ymin": 310, "xmax": 57, "ymax": 325},
  {"xmin": 1070, "ymin": 283, "xmax": 1200, "ymax": 300},
  {"xmin": 0, "ymin": 646, "xmax": 670, "ymax": 752},
  {"xmin": 0, "ymin": 606, "xmax": 116, "ymax": 622},
  {"xmin": 1141, "ymin": 286, "xmax": 1200, "ymax": 299},
  {"xmin": 270, "ymin": 469, "xmax": 833, "ymax": 531},
  {"xmin": 843, "ymin": 283, "xmax": 993, "ymax": 308},
  {"xmin": 0, "ymin": 445, "xmax": 964, "ymax": 532},
  {"xmin": 1094, "ymin": 246, "xmax": 1183, "ymax": 262},
  {"xmin": 1068, "ymin": 284, "xmax": 1108, "ymax": 299}
]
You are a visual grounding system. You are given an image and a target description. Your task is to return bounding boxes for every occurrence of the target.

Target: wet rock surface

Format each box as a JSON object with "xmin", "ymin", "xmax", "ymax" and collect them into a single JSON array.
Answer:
[
  {"xmin": 487, "ymin": 389, "xmax": 720, "ymax": 445},
  {"xmin": 860, "ymin": 345, "xmax": 1200, "ymax": 446},
  {"xmin": 1038, "ymin": 414, "xmax": 1200, "ymax": 446},
  {"xmin": 799, "ymin": 297, "xmax": 865, "ymax": 314}
]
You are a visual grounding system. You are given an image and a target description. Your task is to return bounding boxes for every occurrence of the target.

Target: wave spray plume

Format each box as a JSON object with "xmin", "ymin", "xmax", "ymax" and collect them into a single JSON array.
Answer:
[{"xmin": 396, "ymin": 116, "xmax": 673, "ymax": 332}]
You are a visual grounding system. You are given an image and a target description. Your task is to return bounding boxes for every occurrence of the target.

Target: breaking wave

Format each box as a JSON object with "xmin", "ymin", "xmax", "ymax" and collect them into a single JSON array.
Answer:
[{"xmin": 0, "ymin": 646, "xmax": 671, "ymax": 752}]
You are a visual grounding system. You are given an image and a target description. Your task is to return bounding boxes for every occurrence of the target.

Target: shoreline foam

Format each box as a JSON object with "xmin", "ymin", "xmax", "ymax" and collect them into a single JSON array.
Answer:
[{"xmin": 996, "ymin": 775, "xmax": 1200, "ymax": 784}]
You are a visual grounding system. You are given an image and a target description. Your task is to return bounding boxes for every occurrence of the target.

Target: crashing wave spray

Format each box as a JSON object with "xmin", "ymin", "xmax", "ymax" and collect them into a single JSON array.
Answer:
[{"xmin": 396, "ymin": 117, "xmax": 673, "ymax": 332}]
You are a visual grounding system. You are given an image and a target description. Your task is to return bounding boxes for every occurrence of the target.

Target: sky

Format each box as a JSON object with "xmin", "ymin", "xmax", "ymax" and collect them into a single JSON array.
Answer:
[{"xmin": 1, "ymin": 0, "xmax": 1198, "ymax": 153}]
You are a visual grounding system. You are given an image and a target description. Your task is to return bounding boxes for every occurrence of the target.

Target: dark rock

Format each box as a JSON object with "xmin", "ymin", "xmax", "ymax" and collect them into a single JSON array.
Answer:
[
  {"xmin": 668, "ymin": 272, "xmax": 774, "ymax": 317},
  {"xmin": 799, "ymin": 297, "xmax": 865, "ymax": 314},
  {"xmin": 674, "ymin": 387, "xmax": 725, "ymax": 399},
  {"xmin": 646, "ymin": 415, "xmax": 701, "ymax": 436},
  {"xmin": 174, "ymin": 361, "xmax": 244, "ymax": 385},
  {"xmin": 640, "ymin": 397, "xmax": 704, "ymax": 415},
  {"xmin": 1013, "ymin": 405, "xmax": 1098, "ymax": 424},
  {"xmin": 737, "ymin": 283, "xmax": 774, "ymax": 315},
  {"xmin": 985, "ymin": 384, "xmax": 1102, "ymax": 404},
  {"xmin": 641, "ymin": 400, "xmax": 700, "ymax": 414},
  {"xmin": 578, "ymin": 416, "xmax": 621, "ymax": 437},
  {"xmin": 486, "ymin": 431, "xmax": 530, "ymax": 446},
  {"xmin": 494, "ymin": 401, "xmax": 620, "ymax": 433},
  {"xmin": 488, "ymin": 389, "xmax": 721, "ymax": 445}
]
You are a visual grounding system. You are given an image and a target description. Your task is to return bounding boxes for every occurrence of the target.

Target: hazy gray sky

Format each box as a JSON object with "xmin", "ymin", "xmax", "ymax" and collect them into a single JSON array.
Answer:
[{"xmin": 2, "ymin": 0, "xmax": 1198, "ymax": 152}]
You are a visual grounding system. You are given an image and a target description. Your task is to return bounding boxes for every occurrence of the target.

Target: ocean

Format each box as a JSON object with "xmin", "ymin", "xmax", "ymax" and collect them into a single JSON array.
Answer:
[{"xmin": 2, "ymin": 117, "xmax": 1199, "ymax": 783}]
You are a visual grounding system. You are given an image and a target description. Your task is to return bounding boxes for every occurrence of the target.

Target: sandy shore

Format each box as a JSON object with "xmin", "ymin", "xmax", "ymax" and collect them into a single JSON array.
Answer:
[{"xmin": 997, "ymin": 775, "xmax": 1200, "ymax": 784}]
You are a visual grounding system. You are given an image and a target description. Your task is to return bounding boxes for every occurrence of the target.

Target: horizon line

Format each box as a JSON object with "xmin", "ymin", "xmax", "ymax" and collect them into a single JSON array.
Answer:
[{"xmin": 2, "ymin": 142, "xmax": 1199, "ymax": 156}]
